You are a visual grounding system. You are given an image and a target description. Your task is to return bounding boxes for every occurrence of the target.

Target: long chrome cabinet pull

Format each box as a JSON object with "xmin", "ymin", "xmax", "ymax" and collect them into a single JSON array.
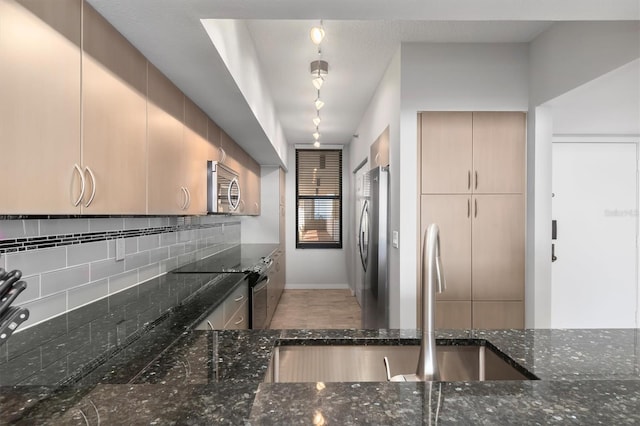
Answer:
[
  {"xmin": 467, "ymin": 199, "xmax": 470, "ymax": 218},
  {"xmin": 72, "ymin": 164, "xmax": 86, "ymax": 207},
  {"xmin": 474, "ymin": 199, "xmax": 478, "ymax": 218},
  {"xmin": 474, "ymin": 171, "xmax": 478, "ymax": 190},
  {"xmin": 185, "ymin": 187, "xmax": 191, "ymax": 209},
  {"xmin": 234, "ymin": 295, "xmax": 244, "ymax": 302},
  {"xmin": 234, "ymin": 316, "xmax": 244, "ymax": 325},
  {"xmin": 84, "ymin": 166, "xmax": 97, "ymax": 208}
]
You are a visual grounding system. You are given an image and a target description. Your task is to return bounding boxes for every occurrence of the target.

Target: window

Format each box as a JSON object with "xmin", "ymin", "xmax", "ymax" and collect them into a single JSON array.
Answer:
[{"xmin": 296, "ymin": 149, "xmax": 343, "ymax": 249}]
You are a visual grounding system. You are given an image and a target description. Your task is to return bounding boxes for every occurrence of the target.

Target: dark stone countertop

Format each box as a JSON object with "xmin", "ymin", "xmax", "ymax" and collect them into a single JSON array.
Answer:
[{"xmin": 4, "ymin": 328, "xmax": 640, "ymax": 424}]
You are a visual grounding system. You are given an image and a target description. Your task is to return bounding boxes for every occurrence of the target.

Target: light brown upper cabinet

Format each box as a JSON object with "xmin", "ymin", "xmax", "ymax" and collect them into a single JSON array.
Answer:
[
  {"xmin": 0, "ymin": 0, "xmax": 82, "ymax": 214},
  {"xmin": 81, "ymin": 4, "xmax": 147, "ymax": 214},
  {"xmin": 472, "ymin": 112, "xmax": 526, "ymax": 194},
  {"xmin": 184, "ymin": 99, "xmax": 216, "ymax": 215},
  {"xmin": 421, "ymin": 111, "xmax": 525, "ymax": 195},
  {"xmin": 421, "ymin": 112, "xmax": 473, "ymax": 194},
  {"xmin": 370, "ymin": 126, "xmax": 390, "ymax": 168},
  {"xmin": 147, "ymin": 63, "xmax": 187, "ymax": 214}
]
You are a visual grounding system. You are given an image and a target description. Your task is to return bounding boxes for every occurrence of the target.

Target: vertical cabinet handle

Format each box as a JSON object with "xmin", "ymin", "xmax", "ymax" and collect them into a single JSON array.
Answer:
[
  {"xmin": 180, "ymin": 187, "xmax": 189, "ymax": 210},
  {"xmin": 467, "ymin": 199, "xmax": 470, "ymax": 218},
  {"xmin": 375, "ymin": 152, "xmax": 380, "ymax": 166},
  {"xmin": 84, "ymin": 166, "xmax": 97, "ymax": 208},
  {"xmin": 234, "ymin": 316, "xmax": 244, "ymax": 325},
  {"xmin": 219, "ymin": 147, "xmax": 227, "ymax": 163},
  {"xmin": 474, "ymin": 171, "xmax": 478, "ymax": 190},
  {"xmin": 72, "ymin": 164, "xmax": 86, "ymax": 207},
  {"xmin": 474, "ymin": 199, "xmax": 478, "ymax": 218},
  {"xmin": 254, "ymin": 202, "xmax": 259, "ymax": 213},
  {"xmin": 185, "ymin": 187, "xmax": 191, "ymax": 209}
]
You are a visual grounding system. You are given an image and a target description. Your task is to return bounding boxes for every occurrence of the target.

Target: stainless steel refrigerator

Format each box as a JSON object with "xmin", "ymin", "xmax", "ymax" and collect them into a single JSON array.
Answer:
[{"xmin": 358, "ymin": 166, "xmax": 389, "ymax": 329}]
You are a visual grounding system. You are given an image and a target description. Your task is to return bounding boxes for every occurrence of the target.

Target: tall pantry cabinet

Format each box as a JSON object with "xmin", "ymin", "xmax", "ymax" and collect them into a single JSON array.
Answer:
[{"xmin": 419, "ymin": 112, "xmax": 525, "ymax": 329}]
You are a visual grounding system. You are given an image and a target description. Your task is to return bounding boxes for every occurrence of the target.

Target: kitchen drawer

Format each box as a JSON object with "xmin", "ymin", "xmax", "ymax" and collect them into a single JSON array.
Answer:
[
  {"xmin": 224, "ymin": 299, "xmax": 248, "ymax": 330},
  {"xmin": 223, "ymin": 283, "xmax": 248, "ymax": 324},
  {"xmin": 195, "ymin": 303, "xmax": 224, "ymax": 330}
]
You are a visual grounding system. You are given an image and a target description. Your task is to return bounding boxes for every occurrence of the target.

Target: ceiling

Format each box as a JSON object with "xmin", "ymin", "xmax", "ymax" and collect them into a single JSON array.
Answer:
[{"xmin": 87, "ymin": 0, "xmax": 639, "ymax": 165}]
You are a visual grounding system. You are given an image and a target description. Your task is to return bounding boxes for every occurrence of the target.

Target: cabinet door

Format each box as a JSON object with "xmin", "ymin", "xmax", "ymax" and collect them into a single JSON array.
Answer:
[
  {"xmin": 436, "ymin": 301, "xmax": 472, "ymax": 329},
  {"xmin": 370, "ymin": 126, "xmax": 389, "ymax": 168},
  {"xmin": 0, "ymin": 0, "xmax": 81, "ymax": 214},
  {"xmin": 471, "ymin": 195, "xmax": 524, "ymax": 300},
  {"xmin": 147, "ymin": 64, "xmax": 186, "ymax": 214},
  {"xmin": 225, "ymin": 300, "xmax": 248, "ymax": 330},
  {"xmin": 81, "ymin": 4, "xmax": 147, "ymax": 214},
  {"xmin": 421, "ymin": 195, "xmax": 471, "ymax": 301},
  {"xmin": 184, "ymin": 99, "xmax": 212, "ymax": 215},
  {"xmin": 244, "ymin": 157, "xmax": 261, "ymax": 216},
  {"xmin": 473, "ymin": 301, "xmax": 524, "ymax": 329},
  {"xmin": 420, "ymin": 112, "xmax": 472, "ymax": 194},
  {"xmin": 472, "ymin": 112, "xmax": 525, "ymax": 194}
]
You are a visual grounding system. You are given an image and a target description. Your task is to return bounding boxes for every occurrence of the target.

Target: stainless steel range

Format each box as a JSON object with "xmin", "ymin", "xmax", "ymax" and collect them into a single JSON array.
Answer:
[{"xmin": 248, "ymin": 256, "xmax": 275, "ymax": 329}]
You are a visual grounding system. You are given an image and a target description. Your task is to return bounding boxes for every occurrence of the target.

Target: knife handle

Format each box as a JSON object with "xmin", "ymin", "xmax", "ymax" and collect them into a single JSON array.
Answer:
[
  {"xmin": 0, "ymin": 280, "xmax": 27, "ymax": 316},
  {"xmin": 0, "ymin": 270, "xmax": 22, "ymax": 299},
  {"xmin": 0, "ymin": 306, "xmax": 30, "ymax": 342}
]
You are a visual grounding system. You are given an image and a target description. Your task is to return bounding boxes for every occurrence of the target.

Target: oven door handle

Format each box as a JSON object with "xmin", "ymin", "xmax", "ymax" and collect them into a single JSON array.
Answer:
[{"xmin": 253, "ymin": 276, "xmax": 269, "ymax": 292}]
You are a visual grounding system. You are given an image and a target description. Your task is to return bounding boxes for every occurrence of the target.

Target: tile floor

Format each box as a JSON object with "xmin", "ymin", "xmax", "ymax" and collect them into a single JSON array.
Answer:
[{"xmin": 269, "ymin": 289, "xmax": 361, "ymax": 329}]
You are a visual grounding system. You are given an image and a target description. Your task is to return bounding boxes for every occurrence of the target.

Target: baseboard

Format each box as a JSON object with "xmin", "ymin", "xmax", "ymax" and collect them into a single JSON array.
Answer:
[{"xmin": 284, "ymin": 283, "xmax": 350, "ymax": 290}]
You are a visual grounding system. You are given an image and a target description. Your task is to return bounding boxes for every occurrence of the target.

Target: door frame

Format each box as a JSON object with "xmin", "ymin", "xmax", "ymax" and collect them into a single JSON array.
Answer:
[{"xmin": 552, "ymin": 135, "xmax": 640, "ymax": 327}]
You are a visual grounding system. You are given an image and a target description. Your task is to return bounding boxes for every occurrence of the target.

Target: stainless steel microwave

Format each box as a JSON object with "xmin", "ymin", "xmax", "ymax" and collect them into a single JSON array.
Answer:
[{"xmin": 207, "ymin": 160, "xmax": 241, "ymax": 214}]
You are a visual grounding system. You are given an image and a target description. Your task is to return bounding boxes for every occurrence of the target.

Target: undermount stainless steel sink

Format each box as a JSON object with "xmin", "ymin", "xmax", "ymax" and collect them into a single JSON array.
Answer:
[{"xmin": 265, "ymin": 344, "xmax": 535, "ymax": 383}]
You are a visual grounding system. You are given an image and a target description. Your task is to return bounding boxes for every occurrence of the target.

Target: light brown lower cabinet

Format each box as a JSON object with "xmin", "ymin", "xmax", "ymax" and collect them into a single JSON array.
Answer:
[
  {"xmin": 472, "ymin": 301, "xmax": 524, "ymax": 329},
  {"xmin": 196, "ymin": 282, "xmax": 249, "ymax": 330},
  {"xmin": 421, "ymin": 194, "xmax": 524, "ymax": 330},
  {"xmin": 435, "ymin": 301, "xmax": 471, "ymax": 329}
]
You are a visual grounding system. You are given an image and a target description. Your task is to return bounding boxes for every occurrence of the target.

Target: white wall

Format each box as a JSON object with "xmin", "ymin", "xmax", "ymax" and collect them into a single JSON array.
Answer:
[
  {"xmin": 241, "ymin": 167, "xmax": 280, "ymax": 244},
  {"xmin": 397, "ymin": 42, "xmax": 529, "ymax": 328},
  {"xmin": 201, "ymin": 19, "xmax": 288, "ymax": 167},
  {"xmin": 527, "ymin": 21, "xmax": 640, "ymax": 327},
  {"xmin": 284, "ymin": 144, "xmax": 350, "ymax": 289}
]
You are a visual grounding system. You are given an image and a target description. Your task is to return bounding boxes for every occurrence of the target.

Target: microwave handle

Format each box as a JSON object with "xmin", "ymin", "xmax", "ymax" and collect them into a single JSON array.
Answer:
[{"xmin": 228, "ymin": 177, "xmax": 241, "ymax": 211}]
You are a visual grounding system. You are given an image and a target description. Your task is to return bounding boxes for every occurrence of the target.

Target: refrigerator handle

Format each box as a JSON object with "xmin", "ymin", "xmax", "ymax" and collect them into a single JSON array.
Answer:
[{"xmin": 359, "ymin": 200, "xmax": 368, "ymax": 271}]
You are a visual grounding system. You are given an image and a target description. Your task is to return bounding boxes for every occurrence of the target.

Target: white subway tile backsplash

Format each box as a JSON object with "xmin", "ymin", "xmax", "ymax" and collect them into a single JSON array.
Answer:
[
  {"xmin": 138, "ymin": 263, "xmax": 160, "ymax": 282},
  {"xmin": 91, "ymin": 258, "xmax": 125, "ymax": 281},
  {"xmin": 13, "ymin": 275, "xmax": 40, "ymax": 305},
  {"xmin": 0, "ymin": 220, "xmax": 39, "ymax": 239},
  {"xmin": 67, "ymin": 241, "xmax": 108, "ymax": 266},
  {"xmin": 124, "ymin": 217, "xmax": 150, "ymax": 230},
  {"xmin": 68, "ymin": 279, "xmax": 108, "ymax": 310},
  {"xmin": 41, "ymin": 264, "xmax": 91, "ymax": 296},
  {"xmin": 138, "ymin": 234, "xmax": 160, "ymax": 251},
  {"xmin": 39, "ymin": 218, "xmax": 89, "ymax": 236},
  {"xmin": 160, "ymin": 232, "xmax": 177, "ymax": 247},
  {"xmin": 22, "ymin": 292, "xmax": 67, "ymax": 326},
  {"xmin": 124, "ymin": 251, "xmax": 150, "ymax": 271},
  {"xmin": 109, "ymin": 270, "xmax": 139, "ymax": 293},
  {"xmin": 125, "ymin": 237, "xmax": 138, "ymax": 255},
  {"xmin": 6, "ymin": 247, "xmax": 66, "ymax": 276},
  {"xmin": 88, "ymin": 218, "xmax": 124, "ymax": 232},
  {"xmin": 149, "ymin": 247, "xmax": 169, "ymax": 263},
  {"xmin": 2, "ymin": 216, "xmax": 240, "ymax": 330},
  {"xmin": 169, "ymin": 244, "xmax": 185, "ymax": 258}
]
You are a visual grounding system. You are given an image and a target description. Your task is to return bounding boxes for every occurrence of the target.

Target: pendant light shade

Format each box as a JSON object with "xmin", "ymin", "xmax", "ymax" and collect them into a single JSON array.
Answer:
[
  {"xmin": 314, "ymin": 97, "xmax": 324, "ymax": 111},
  {"xmin": 310, "ymin": 25, "xmax": 325, "ymax": 45},
  {"xmin": 313, "ymin": 131, "xmax": 320, "ymax": 140},
  {"xmin": 312, "ymin": 116, "xmax": 321, "ymax": 127},
  {"xmin": 313, "ymin": 141, "xmax": 321, "ymax": 148}
]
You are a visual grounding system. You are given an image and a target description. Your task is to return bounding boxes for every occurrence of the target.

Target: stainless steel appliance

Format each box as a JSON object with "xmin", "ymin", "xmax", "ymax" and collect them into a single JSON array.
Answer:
[
  {"xmin": 207, "ymin": 160, "xmax": 241, "ymax": 214},
  {"xmin": 248, "ymin": 257, "xmax": 275, "ymax": 329},
  {"xmin": 358, "ymin": 166, "xmax": 390, "ymax": 329}
]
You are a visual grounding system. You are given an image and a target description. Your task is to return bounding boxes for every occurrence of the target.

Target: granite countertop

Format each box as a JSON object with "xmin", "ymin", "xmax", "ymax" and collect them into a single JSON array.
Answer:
[
  {"xmin": 4, "ymin": 328, "xmax": 640, "ymax": 424},
  {"xmin": 2, "ymin": 242, "xmax": 638, "ymax": 424},
  {"xmin": 171, "ymin": 243, "xmax": 279, "ymax": 273}
]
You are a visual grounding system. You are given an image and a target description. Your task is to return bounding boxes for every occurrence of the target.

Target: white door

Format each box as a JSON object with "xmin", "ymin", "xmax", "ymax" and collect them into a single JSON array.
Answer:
[
  {"xmin": 551, "ymin": 142, "xmax": 638, "ymax": 328},
  {"xmin": 353, "ymin": 162, "xmax": 368, "ymax": 306}
]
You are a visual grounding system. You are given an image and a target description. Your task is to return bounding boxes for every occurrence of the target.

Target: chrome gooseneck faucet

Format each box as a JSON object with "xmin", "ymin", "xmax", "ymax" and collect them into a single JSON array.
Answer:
[
  {"xmin": 416, "ymin": 223, "xmax": 446, "ymax": 380},
  {"xmin": 385, "ymin": 224, "xmax": 446, "ymax": 382}
]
